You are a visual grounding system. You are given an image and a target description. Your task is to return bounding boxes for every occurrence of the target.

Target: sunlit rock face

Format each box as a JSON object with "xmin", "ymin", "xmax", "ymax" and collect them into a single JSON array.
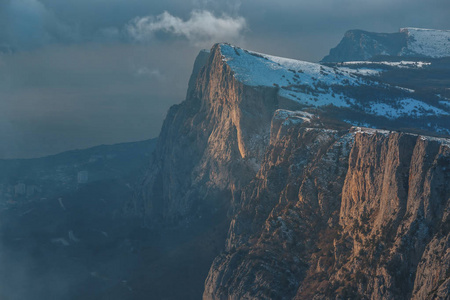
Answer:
[
  {"xmin": 204, "ymin": 124, "xmax": 450, "ymax": 300},
  {"xmin": 130, "ymin": 44, "xmax": 279, "ymax": 225}
]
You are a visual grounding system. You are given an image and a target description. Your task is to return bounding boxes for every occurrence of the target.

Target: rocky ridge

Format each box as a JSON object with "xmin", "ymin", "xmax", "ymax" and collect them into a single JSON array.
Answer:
[{"xmin": 322, "ymin": 28, "xmax": 450, "ymax": 62}]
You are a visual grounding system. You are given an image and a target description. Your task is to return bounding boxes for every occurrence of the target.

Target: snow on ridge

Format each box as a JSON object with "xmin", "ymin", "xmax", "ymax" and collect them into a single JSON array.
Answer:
[
  {"xmin": 337, "ymin": 67, "xmax": 382, "ymax": 76},
  {"xmin": 402, "ymin": 27, "xmax": 448, "ymax": 32},
  {"xmin": 274, "ymin": 109, "xmax": 314, "ymax": 126},
  {"xmin": 274, "ymin": 109, "xmax": 314, "ymax": 120},
  {"xmin": 420, "ymin": 135, "xmax": 450, "ymax": 147},
  {"xmin": 354, "ymin": 126, "xmax": 450, "ymax": 147},
  {"xmin": 219, "ymin": 43, "xmax": 362, "ymax": 108},
  {"xmin": 339, "ymin": 61, "xmax": 431, "ymax": 69},
  {"xmin": 220, "ymin": 43, "xmax": 363, "ymax": 86},
  {"xmin": 219, "ymin": 44, "xmax": 449, "ymax": 120},
  {"xmin": 353, "ymin": 127, "xmax": 391, "ymax": 136},
  {"xmin": 367, "ymin": 98, "xmax": 449, "ymax": 119},
  {"xmin": 400, "ymin": 28, "xmax": 450, "ymax": 58}
]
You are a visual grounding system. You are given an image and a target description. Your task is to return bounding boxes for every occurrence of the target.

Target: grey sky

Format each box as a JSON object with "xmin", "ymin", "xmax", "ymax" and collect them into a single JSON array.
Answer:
[{"xmin": 0, "ymin": 0, "xmax": 449, "ymax": 158}]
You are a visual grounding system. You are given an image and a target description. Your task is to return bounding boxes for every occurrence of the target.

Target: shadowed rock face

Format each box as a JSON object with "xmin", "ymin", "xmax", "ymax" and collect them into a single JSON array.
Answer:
[{"xmin": 132, "ymin": 43, "xmax": 449, "ymax": 299}]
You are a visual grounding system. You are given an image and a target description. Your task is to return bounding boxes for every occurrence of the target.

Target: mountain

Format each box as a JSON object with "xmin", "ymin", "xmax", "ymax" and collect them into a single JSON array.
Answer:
[
  {"xmin": 133, "ymin": 42, "xmax": 450, "ymax": 299},
  {"xmin": 322, "ymin": 28, "xmax": 450, "ymax": 62},
  {"xmin": 133, "ymin": 42, "xmax": 450, "ymax": 225},
  {"xmin": 2, "ymin": 31, "xmax": 449, "ymax": 299}
]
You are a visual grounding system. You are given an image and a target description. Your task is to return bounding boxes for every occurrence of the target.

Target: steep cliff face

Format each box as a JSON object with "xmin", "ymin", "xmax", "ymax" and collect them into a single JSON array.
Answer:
[
  {"xmin": 132, "ymin": 44, "xmax": 278, "ymax": 224},
  {"xmin": 323, "ymin": 132, "xmax": 450, "ymax": 299},
  {"xmin": 204, "ymin": 122, "xmax": 450, "ymax": 299},
  {"xmin": 204, "ymin": 116, "xmax": 354, "ymax": 299}
]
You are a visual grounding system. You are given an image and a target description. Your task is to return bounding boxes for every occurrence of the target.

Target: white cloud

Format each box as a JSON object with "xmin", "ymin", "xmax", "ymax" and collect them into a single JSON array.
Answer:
[{"xmin": 126, "ymin": 10, "xmax": 246, "ymax": 46}]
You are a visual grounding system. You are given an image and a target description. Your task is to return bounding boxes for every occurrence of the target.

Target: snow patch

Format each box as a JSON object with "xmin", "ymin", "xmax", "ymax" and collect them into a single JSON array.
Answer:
[
  {"xmin": 274, "ymin": 109, "xmax": 314, "ymax": 126},
  {"xmin": 420, "ymin": 135, "xmax": 450, "ymax": 147},
  {"xmin": 337, "ymin": 67, "xmax": 382, "ymax": 76},
  {"xmin": 367, "ymin": 98, "xmax": 449, "ymax": 119},
  {"xmin": 353, "ymin": 127, "xmax": 391, "ymax": 136},
  {"xmin": 354, "ymin": 126, "xmax": 450, "ymax": 148},
  {"xmin": 343, "ymin": 120, "xmax": 374, "ymax": 128},
  {"xmin": 339, "ymin": 60, "xmax": 431, "ymax": 69}
]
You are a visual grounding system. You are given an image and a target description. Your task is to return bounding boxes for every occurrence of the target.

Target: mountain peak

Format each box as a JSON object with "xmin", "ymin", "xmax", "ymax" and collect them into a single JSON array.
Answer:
[{"xmin": 323, "ymin": 27, "xmax": 450, "ymax": 62}]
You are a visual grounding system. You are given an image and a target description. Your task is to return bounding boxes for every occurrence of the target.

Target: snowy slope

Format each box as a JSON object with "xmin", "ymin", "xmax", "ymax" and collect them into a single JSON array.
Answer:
[
  {"xmin": 219, "ymin": 44, "xmax": 449, "ymax": 120},
  {"xmin": 339, "ymin": 61, "xmax": 431, "ymax": 69},
  {"xmin": 401, "ymin": 28, "xmax": 450, "ymax": 58},
  {"xmin": 368, "ymin": 99, "xmax": 448, "ymax": 119},
  {"xmin": 220, "ymin": 44, "xmax": 366, "ymax": 108}
]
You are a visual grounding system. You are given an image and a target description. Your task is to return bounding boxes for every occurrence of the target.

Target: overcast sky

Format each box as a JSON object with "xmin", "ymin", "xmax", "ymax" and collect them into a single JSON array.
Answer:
[{"xmin": 0, "ymin": 0, "xmax": 449, "ymax": 158}]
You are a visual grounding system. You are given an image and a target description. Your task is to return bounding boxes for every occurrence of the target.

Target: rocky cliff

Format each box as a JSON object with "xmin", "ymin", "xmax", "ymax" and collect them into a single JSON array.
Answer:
[
  {"xmin": 134, "ymin": 43, "xmax": 450, "ymax": 299},
  {"xmin": 203, "ymin": 119, "xmax": 450, "ymax": 299},
  {"xmin": 131, "ymin": 44, "xmax": 279, "ymax": 225}
]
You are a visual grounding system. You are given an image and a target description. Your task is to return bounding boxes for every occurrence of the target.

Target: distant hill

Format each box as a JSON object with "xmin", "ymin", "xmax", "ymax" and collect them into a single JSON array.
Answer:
[{"xmin": 322, "ymin": 28, "xmax": 450, "ymax": 62}]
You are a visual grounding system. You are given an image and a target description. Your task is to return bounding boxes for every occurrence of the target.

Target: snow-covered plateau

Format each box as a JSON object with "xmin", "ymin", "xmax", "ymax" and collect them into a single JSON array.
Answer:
[
  {"xmin": 400, "ymin": 27, "xmax": 450, "ymax": 58},
  {"xmin": 219, "ymin": 43, "xmax": 449, "ymax": 121}
]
